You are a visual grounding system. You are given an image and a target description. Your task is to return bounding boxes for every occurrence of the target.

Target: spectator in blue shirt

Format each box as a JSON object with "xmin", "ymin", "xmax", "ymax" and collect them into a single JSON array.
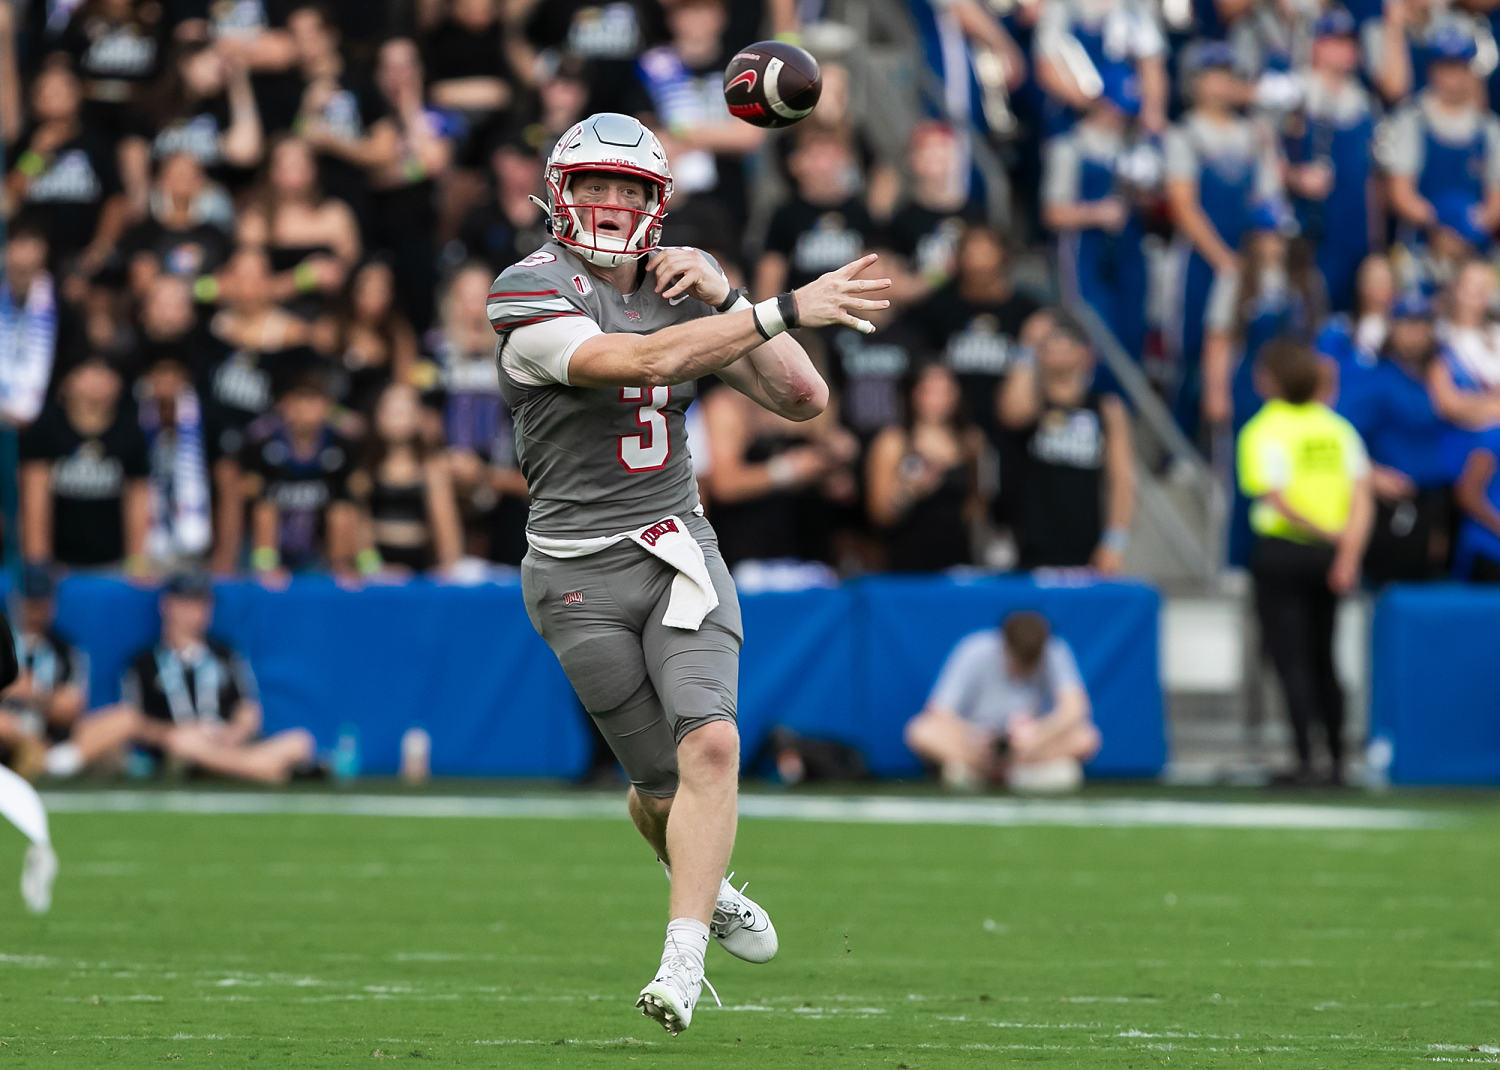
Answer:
[
  {"xmin": 1338, "ymin": 290, "xmax": 1466, "ymax": 583},
  {"xmin": 1164, "ymin": 40, "xmax": 1282, "ymax": 443},
  {"xmin": 1316, "ymin": 253, "xmax": 1395, "ymax": 406},
  {"xmin": 1453, "ymin": 428, "xmax": 1500, "ymax": 582},
  {"xmin": 1282, "ymin": 8, "xmax": 1380, "ymax": 315},
  {"xmin": 904, "ymin": 610, "xmax": 1099, "ymax": 793}
]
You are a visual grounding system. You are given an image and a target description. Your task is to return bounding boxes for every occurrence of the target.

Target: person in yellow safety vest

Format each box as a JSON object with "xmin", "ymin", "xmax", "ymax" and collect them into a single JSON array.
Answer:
[{"xmin": 1237, "ymin": 338, "xmax": 1374, "ymax": 788}]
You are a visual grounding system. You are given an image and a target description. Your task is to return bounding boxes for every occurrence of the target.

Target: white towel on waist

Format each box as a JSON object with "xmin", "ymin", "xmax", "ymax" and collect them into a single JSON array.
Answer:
[{"xmin": 526, "ymin": 511, "xmax": 718, "ymax": 631}]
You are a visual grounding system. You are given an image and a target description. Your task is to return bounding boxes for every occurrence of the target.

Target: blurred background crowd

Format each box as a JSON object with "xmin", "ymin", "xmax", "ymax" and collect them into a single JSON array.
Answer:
[{"xmin": 3, "ymin": 0, "xmax": 1500, "ymax": 595}]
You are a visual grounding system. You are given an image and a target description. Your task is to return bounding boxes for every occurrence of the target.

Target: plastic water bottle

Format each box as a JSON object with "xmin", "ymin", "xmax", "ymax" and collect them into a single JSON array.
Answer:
[
  {"xmin": 399, "ymin": 727, "xmax": 431, "ymax": 786},
  {"xmin": 332, "ymin": 723, "xmax": 361, "ymax": 783},
  {"xmin": 1365, "ymin": 734, "xmax": 1393, "ymax": 792}
]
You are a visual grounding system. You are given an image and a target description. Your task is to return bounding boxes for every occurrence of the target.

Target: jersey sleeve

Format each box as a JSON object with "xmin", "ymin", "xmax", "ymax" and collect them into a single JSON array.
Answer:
[
  {"xmin": 927, "ymin": 632, "xmax": 990, "ymax": 717},
  {"xmin": 486, "ymin": 258, "xmax": 594, "ymax": 336}
]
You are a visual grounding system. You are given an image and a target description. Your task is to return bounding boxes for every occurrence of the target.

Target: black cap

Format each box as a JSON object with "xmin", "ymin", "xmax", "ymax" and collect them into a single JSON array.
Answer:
[
  {"xmin": 19, "ymin": 563, "xmax": 56, "ymax": 600},
  {"xmin": 163, "ymin": 569, "xmax": 213, "ymax": 599}
]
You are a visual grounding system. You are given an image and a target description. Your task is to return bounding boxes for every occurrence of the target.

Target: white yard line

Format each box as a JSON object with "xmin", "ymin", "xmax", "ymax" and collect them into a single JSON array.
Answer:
[{"xmin": 38, "ymin": 790, "xmax": 1453, "ymax": 830}]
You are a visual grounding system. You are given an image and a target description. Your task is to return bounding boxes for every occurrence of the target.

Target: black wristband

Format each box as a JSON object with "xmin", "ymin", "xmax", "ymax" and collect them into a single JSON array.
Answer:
[
  {"xmin": 716, "ymin": 286, "xmax": 745, "ymax": 313},
  {"xmin": 776, "ymin": 291, "xmax": 799, "ymax": 329}
]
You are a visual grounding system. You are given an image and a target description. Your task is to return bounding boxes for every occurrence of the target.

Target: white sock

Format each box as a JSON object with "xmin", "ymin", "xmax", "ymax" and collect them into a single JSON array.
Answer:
[
  {"xmin": 43, "ymin": 743, "xmax": 83, "ymax": 779},
  {"xmin": 0, "ymin": 764, "xmax": 50, "ymax": 846},
  {"xmin": 663, "ymin": 917, "xmax": 710, "ymax": 970}
]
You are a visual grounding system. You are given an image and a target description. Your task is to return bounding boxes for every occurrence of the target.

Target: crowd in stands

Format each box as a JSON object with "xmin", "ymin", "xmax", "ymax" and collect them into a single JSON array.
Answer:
[{"xmin": 3, "ymin": 0, "xmax": 1500, "ymax": 595}]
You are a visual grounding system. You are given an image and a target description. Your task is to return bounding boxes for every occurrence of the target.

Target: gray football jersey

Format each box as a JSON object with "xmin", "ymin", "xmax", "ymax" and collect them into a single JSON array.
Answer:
[{"xmin": 488, "ymin": 240, "xmax": 718, "ymax": 539}]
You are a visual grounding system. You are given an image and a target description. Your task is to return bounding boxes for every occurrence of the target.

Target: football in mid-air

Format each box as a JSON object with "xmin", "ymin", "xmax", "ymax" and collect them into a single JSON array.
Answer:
[{"xmin": 722, "ymin": 41, "xmax": 822, "ymax": 128}]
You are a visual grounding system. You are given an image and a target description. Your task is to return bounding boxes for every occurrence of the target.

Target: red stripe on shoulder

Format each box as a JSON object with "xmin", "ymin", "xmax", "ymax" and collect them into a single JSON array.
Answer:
[
  {"xmin": 487, "ymin": 290, "xmax": 562, "ymax": 299},
  {"xmin": 490, "ymin": 311, "xmax": 586, "ymax": 333}
]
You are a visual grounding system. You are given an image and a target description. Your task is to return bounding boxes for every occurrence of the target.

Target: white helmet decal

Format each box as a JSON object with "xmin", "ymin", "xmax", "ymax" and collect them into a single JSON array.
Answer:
[{"xmin": 543, "ymin": 113, "xmax": 674, "ymax": 268}]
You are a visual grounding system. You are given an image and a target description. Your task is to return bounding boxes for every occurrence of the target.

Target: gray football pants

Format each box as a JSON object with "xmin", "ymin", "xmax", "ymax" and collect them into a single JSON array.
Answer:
[{"xmin": 519, "ymin": 516, "xmax": 743, "ymax": 797}]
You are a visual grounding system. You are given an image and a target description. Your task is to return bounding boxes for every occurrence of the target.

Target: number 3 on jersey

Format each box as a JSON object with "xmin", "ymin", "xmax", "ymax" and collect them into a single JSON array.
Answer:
[{"xmin": 619, "ymin": 387, "xmax": 671, "ymax": 471}]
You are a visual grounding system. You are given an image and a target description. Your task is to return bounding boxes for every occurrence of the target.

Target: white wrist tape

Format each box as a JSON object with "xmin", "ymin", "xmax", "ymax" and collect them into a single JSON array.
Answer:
[{"xmin": 752, "ymin": 296, "xmax": 788, "ymax": 340}]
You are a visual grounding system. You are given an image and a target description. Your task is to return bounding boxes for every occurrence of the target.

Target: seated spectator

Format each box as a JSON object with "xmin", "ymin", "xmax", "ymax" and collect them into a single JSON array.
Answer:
[
  {"xmin": 755, "ymin": 125, "xmax": 877, "ymax": 299},
  {"xmin": 0, "ymin": 566, "xmax": 87, "ymax": 779},
  {"xmin": 866, "ymin": 362, "xmax": 982, "ymax": 572},
  {"xmin": 1453, "ymin": 426, "xmax": 1500, "ymax": 582},
  {"xmin": 20, "ymin": 354, "xmax": 149, "ymax": 572},
  {"xmin": 455, "ymin": 131, "xmax": 549, "ymax": 269},
  {"xmin": 239, "ymin": 369, "xmax": 359, "ymax": 582},
  {"xmin": 1238, "ymin": 340, "xmax": 1373, "ymax": 786},
  {"xmin": 350, "ymin": 382, "xmax": 461, "ymax": 575},
  {"xmin": 326, "ymin": 257, "xmax": 418, "ymax": 426},
  {"xmin": 5, "ymin": 61, "xmax": 129, "ymax": 291},
  {"xmin": 1339, "ymin": 291, "xmax": 1467, "ymax": 584},
  {"xmin": 999, "ymin": 321, "xmax": 1135, "ymax": 573},
  {"xmin": 904, "ymin": 610, "xmax": 1100, "ymax": 793},
  {"xmin": 1284, "ymin": 8, "xmax": 1380, "ymax": 315},
  {"xmin": 1043, "ymin": 65, "xmax": 1158, "ymax": 367},
  {"xmin": 365, "ymin": 37, "xmax": 454, "ymax": 333},
  {"xmin": 701, "ymin": 374, "xmax": 859, "ymax": 573},
  {"xmin": 237, "ymin": 134, "xmax": 362, "ymax": 323},
  {"xmin": 137, "ymin": 297, "xmax": 213, "ymax": 569},
  {"xmin": 886, "ymin": 121, "xmax": 986, "ymax": 305},
  {"xmin": 1163, "ymin": 41, "xmax": 1280, "ymax": 442},
  {"xmin": 135, "ymin": 40, "xmax": 264, "ymax": 187},
  {"xmin": 116, "ymin": 569, "xmax": 320, "ymax": 782},
  {"xmin": 1379, "ymin": 24, "xmax": 1500, "ymax": 237},
  {"xmin": 637, "ymin": 0, "xmax": 762, "ymax": 227},
  {"xmin": 1316, "ymin": 253, "xmax": 1395, "ymax": 404},
  {"xmin": 116, "ymin": 152, "xmax": 232, "ymax": 300}
]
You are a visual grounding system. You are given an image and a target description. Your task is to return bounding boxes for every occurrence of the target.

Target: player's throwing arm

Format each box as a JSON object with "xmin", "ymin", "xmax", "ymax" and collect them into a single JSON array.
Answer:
[{"xmin": 565, "ymin": 253, "xmax": 891, "ymax": 390}]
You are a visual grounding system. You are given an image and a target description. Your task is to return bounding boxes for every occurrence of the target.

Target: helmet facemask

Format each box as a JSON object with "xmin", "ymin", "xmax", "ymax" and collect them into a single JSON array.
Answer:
[{"xmin": 548, "ymin": 165, "xmax": 669, "ymax": 269}]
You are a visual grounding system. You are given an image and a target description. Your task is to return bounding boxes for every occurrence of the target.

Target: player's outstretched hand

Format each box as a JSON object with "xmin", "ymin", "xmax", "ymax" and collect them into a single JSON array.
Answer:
[
  {"xmin": 648, "ymin": 247, "xmax": 731, "ymax": 307},
  {"xmin": 793, "ymin": 253, "xmax": 892, "ymax": 335}
]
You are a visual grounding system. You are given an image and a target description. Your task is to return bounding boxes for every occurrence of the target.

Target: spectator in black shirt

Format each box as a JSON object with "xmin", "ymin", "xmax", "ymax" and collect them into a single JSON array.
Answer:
[
  {"xmin": 326, "ymin": 258, "xmax": 419, "ymax": 428},
  {"xmin": 116, "ymin": 151, "xmax": 232, "ymax": 299},
  {"xmin": 57, "ymin": 0, "xmax": 168, "ymax": 141},
  {"xmin": 239, "ymin": 369, "xmax": 359, "ymax": 582},
  {"xmin": 5, "ymin": 62, "xmax": 129, "ymax": 288},
  {"xmin": 866, "ymin": 361, "xmax": 982, "ymax": 572},
  {"xmin": 117, "ymin": 569, "xmax": 319, "ymax": 782},
  {"xmin": 134, "ymin": 41, "xmax": 264, "ymax": 190},
  {"xmin": 455, "ymin": 132, "xmax": 550, "ymax": 269},
  {"xmin": 420, "ymin": 0, "xmax": 519, "ymax": 163},
  {"xmin": 885, "ymin": 121, "xmax": 985, "ymax": 304},
  {"xmin": 756, "ymin": 125, "xmax": 877, "ymax": 296},
  {"xmin": 274, "ymin": 5, "xmax": 392, "ymax": 222},
  {"xmin": 20, "ymin": 354, "xmax": 149, "ymax": 571},
  {"xmin": 521, "ymin": 0, "xmax": 666, "ymax": 117},
  {"xmin": 907, "ymin": 224, "xmax": 1041, "ymax": 445},
  {"xmin": 999, "ymin": 321, "xmax": 1136, "ymax": 574}
]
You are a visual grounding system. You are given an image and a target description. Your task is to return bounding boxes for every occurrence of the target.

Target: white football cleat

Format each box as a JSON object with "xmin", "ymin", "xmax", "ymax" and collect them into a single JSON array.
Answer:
[
  {"xmin": 21, "ymin": 841, "xmax": 57, "ymax": 914},
  {"xmin": 637, "ymin": 952, "xmax": 717, "ymax": 1035},
  {"xmin": 711, "ymin": 873, "xmax": 778, "ymax": 963}
]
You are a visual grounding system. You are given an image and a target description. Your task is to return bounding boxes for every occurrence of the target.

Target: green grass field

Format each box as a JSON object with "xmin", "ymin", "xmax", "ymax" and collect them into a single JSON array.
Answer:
[{"xmin": 2, "ymin": 790, "xmax": 1497, "ymax": 1068}]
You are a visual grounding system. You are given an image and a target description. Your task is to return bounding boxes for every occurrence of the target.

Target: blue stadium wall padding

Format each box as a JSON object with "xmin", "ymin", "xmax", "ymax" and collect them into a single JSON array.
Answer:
[
  {"xmin": 1370, "ymin": 585, "xmax": 1500, "ymax": 785},
  {"xmin": 851, "ymin": 575, "xmax": 1167, "ymax": 778},
  {"xmin": 41, "ymin": 573, "xmax": 1166, "ymax": 779}
]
